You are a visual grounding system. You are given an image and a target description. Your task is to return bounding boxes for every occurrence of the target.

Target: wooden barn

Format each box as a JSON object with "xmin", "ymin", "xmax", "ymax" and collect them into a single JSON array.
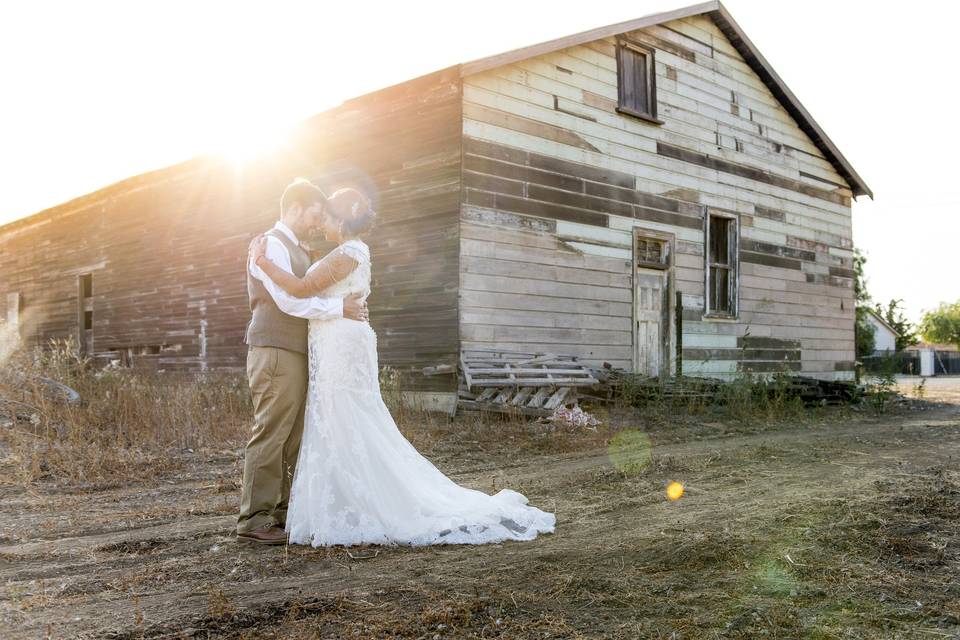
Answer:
[{"xmin": 0, "ymin": 1, "xmax": 870, "ymax": 409}]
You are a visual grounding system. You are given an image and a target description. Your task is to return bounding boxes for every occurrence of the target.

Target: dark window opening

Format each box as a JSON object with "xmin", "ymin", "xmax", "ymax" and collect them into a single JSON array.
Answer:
[
  {"xmin": 81, "ymin": 273, "xmax": 93, "ymax": 298},
  {"xmin": 108, "ymin": 344, "xmax": 174, "ymax": 368},
  {"xmin": 706, "ymin": 214, "xmax": 738, "ymax": 317},
  {"xmin": 78, "ymin": 273, "xmax": 93, "ymax": 354},
  {"xmin": 617, "ymin": 40, "xmax": 660, "ymax": 123},
  {"xmin": 636, "ymin": 237, "xmax": 669, "ymax": 269}
]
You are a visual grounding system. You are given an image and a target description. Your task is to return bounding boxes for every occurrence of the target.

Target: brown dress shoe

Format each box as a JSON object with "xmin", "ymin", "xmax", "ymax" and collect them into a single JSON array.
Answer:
[{"xmin": 237, "ymin": 525, "xmax": 288, "ymax": 546}]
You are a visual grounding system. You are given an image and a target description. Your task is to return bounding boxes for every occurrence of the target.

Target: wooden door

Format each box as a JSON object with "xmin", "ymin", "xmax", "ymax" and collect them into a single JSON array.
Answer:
[{"xmin": 633, "ymin": 233, "xmax": 672, "ymax": 377}]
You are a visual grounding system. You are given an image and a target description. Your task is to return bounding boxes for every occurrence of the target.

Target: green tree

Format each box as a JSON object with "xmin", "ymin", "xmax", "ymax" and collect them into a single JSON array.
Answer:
[
  {"xmin": 874, "ymin": 299, "xmax": 919, "ymax": 351},
  {"xmin": 854, "ymin": 249, "xmax": 875, "ymax": 358},
  {"xmin": 919, "ymin": 301, "xmax": 960, "ymax": 348}
]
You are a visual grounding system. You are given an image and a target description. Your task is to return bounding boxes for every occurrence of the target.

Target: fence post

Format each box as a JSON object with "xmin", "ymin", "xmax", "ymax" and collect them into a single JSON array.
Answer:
[{"xmin": 675, "ymin": 291, "xmax": 683, "ymax": 378}]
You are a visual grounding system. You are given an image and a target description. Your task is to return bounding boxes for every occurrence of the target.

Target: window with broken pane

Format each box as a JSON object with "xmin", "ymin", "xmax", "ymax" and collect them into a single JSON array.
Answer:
[{"xmin": 706, "ymin": 214, "xmax": 738, "ymax": 316}]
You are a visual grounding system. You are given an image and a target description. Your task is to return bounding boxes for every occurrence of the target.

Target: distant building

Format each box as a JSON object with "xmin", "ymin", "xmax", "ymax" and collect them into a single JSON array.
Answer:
[
  {"xmin": 904, "ymin": 342, "xmax": 960, "ymax": 376},
  {"xmin": 863, "ymin": 308, "xmax": 899, "ymax": 354}
]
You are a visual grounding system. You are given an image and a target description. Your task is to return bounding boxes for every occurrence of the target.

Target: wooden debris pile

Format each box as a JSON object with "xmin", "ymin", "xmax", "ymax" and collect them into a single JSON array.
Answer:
[
  {"xmin": 425, "ymin": 349, "xmax": 599, "ymax": 417},
  {"xmin": 609, "ymin": 370, "xmax": 864, "ymax": 406},
  {"xmin": 424, "ymin": 356, "xmax": 868, "ymax": 416},
  {"xmin": 781, "ymin": 376, "xmax": 861, "ymax": 404}
]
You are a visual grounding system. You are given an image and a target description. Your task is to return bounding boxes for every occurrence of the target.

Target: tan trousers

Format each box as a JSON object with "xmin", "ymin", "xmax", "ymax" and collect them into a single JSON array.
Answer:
[{"xmin": 238, "ymin": 346, "xmax": 308, "ymax": 534}]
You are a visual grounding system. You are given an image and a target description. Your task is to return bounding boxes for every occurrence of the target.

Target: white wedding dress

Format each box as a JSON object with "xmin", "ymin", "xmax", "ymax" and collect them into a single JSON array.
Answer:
[{"xmin": 285, "ymin": 239, "xmax": 556, "ymax": 547}]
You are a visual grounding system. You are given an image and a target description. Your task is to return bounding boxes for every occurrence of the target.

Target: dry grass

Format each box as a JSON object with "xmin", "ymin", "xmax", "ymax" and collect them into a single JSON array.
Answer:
[
  {"xmin": 0, "ymin": 340, "xmax": 600, "ymax": 489},
  {"xmin": 0, "ymin": 339, "xmax": 851, "ymax": 492},
  {"xmin": 0, "ymin": 338, "xmax": 251, "ymax": 486}
]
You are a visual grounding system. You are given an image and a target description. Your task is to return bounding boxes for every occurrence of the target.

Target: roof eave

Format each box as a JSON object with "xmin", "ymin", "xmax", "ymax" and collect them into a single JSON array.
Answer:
[
  {"xmin": 709, "ymin": 4, "xmax": 873, "ymax": 199},
  {"xmin": 460, "ymin": 1, "xmax": 721, "ymax": 77},
  {"xmin": 862, "ymin": 307, "xmax": 901, "ymax": 337}
]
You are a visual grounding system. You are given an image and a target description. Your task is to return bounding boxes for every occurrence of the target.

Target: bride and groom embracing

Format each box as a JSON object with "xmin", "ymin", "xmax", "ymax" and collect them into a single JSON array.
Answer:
[{"xmin": 236, "ymin": 178, "xmax": 555, "ymax": 547}]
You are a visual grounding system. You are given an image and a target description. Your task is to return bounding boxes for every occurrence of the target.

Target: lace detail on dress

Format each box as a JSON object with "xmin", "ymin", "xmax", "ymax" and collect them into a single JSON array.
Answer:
[
  {"xmin": 307, "ymin": 239, "xmax": 371, "ymax": 302},
  {"xmin": 286, "ymin": 238, "xmax": 556, "ymax": 547},
  {"xmin": 337, "ymin": 239, "xmax": 370, "ymax": 265}
]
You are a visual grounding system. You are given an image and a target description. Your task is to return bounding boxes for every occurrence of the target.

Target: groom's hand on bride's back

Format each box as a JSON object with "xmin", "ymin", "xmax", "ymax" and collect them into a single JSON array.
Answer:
[{"xmin": 343, "ymin": 294, "xmax": 369, "ymax": 323}]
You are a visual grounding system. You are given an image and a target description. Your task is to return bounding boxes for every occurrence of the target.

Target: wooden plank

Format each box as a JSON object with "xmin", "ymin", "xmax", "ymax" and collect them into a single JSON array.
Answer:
[
  {"xmin": 466, "ymin": 367, "xmax": 595, "ymax": 376},
  {"xmin": 478, "ymin": 388, "xmax": 499, "ymax": 401},
  {"xmin": 544, "ymin": 386, "xmax": 573, "ymax": 409},
  {"xmin": 464, "ymin": 102, "xmax": 600, "ymax": 152},
  {"xmin": 510, "ymin": 387, "xmax": 536, "ymax": 406},
  {"xmin": 461, "ymin": 253, "xmax": 631, "ymax": 288},
  {"xmin": 461, "ymin": 348, "xmax": 578, "ymax": 360},
  {"xmin": 656, "ymin": 142, "xmax": 848, "ymax": 206},
  {"xmin": 457, "ymin": 399, "xmax": 550, "ymax": 417},
  {"xmin": 469, "ymin": 378, "xmax": 597, "ymax": 388},
  {"xmin": 461, "ymin": 273, "xmax": 631, "ymax": 303},
  {"xmin": 461, "ymin": 324, "xmax": 631, "ymax": 347},
  {"xmin": 526, "ymin": 387, "xmax": 552, "ymax": 408}
]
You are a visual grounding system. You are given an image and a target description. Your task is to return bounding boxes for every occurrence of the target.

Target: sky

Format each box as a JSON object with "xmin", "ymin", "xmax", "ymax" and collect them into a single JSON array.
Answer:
[{"xmin": 0, "ymin": 0, "xmax": 956, "ymax": 323}]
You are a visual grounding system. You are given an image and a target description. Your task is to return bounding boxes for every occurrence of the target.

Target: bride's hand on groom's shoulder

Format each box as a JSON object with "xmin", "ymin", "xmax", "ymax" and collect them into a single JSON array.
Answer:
[{"xmin": 248, "ymin": 234, "xmax": 267, "ymax": 264}]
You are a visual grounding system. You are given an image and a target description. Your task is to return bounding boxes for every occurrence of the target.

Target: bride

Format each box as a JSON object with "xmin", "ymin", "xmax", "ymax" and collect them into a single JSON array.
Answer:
[{"xmin": 249, "ymin": 188, "xmax": 555, "ymax": 547}]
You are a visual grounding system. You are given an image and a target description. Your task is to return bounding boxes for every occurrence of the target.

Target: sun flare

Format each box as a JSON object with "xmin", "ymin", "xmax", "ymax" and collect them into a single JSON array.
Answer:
[{"xmin": 208, "ymin": 118, "xmax": 295, "ymax": 165}]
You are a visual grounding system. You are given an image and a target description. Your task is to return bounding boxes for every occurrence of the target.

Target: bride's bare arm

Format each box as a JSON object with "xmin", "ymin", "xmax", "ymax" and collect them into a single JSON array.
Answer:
[{"xmin": 250, "ymin": 236, "xmax": 359, "ymax": 299}]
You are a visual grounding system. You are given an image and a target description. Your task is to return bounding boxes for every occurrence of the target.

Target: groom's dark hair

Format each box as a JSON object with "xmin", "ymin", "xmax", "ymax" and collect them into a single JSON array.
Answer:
[{"xmin": 280, "ymin": 178, "xmax": 328, "ymax": 217}]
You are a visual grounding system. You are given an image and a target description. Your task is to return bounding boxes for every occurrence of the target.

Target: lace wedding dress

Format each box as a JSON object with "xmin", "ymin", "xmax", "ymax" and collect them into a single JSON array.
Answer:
[{"xmin": 285, "ymin": 239, "xmax": 556, "ymax": 547}]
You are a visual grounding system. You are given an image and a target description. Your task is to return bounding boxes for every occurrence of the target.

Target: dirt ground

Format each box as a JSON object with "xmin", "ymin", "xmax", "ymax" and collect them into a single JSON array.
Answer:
[{"xmin": 2, "ymin": 381, "xmax": 960, "ymax": 639}]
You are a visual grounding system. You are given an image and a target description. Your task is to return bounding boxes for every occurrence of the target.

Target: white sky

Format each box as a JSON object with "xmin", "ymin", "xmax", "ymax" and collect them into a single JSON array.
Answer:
[{"xmin": 0, "ymin": 1, "xmax": 955, "ymax": 322}]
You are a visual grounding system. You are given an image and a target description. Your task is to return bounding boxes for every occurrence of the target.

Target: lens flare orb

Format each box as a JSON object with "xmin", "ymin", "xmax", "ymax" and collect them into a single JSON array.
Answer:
[
  {"xmin": 666, "ymin": 481, "xmax": 685, "ymax": 501},
  {"xmin": 607, "ymin": 430, "xmax": 652, "ymax": 475}
]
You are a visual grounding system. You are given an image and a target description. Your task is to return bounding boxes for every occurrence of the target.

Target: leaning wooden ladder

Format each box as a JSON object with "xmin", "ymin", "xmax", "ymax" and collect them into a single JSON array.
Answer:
[{"xmin": 456, "ymin": 349, "xmax": 599, "ymax": 416}]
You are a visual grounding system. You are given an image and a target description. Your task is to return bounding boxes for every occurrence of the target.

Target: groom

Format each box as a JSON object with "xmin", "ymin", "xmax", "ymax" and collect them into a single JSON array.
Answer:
[{"xmin": 238, "ymin": 178, "xmax": 368, "ymax": 545}]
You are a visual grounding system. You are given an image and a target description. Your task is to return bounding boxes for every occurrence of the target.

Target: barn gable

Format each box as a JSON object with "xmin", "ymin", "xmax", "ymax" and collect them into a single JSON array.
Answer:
[{"xmin": 461, "ymin": 0, "xmax": 870, "ymax": 199}]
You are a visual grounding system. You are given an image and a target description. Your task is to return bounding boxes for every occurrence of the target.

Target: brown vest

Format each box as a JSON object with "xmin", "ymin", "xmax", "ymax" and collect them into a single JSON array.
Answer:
[{"xmin": 244, "ymin": 228, "xmax": 312, "ymax": 353}]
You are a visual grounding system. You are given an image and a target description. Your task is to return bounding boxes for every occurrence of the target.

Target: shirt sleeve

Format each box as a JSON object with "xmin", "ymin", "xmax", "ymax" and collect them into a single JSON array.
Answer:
[{"xmin": 248, "ymin": 236, "xmax": 344, "ymax": 320}]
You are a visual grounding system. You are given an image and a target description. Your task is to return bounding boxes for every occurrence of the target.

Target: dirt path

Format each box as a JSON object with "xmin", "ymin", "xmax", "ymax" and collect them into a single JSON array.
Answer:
[{"xmin": 3, "ymin": 401, "xmax": 960, "ymax": 639}]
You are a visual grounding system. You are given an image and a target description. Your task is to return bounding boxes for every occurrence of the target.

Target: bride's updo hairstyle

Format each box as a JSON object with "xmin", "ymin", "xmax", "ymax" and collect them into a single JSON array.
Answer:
[{"xmin": 326, "ymin": 188, "xmax": 376, "ymax": 238}]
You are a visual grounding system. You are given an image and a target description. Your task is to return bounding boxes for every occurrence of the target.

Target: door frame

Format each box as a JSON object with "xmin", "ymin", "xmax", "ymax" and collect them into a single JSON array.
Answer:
[{"xmin": 631, "ymin": 227, "xmax": 676, "ymax": 377}]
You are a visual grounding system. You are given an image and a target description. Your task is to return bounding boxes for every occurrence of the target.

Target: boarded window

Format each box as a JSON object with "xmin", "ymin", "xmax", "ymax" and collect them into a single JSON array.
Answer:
[
  {"xmin": 705, "ymin": 214, "xmax": 738, "ymax": 316},
  {"xmin": 617, "ymin": 41, "xmax": 659, "ymax": 122},
  {"xmin": 636, "ymin": 237, "xmax": 669, "ymax": 269}
]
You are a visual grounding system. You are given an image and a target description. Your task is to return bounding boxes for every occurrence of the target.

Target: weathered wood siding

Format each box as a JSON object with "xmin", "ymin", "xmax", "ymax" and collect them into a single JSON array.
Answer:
[
  {"xmin": 0, "ymin": 67, "xmax": 462, "ymax": 390},
  {"xmin": 460, "ymin": 14, "xmax": 855, "ymax": 379},
  {"xmin": 302, "ymin": 68, "xmax": 463, "ymax": 391},
  {"xmin": 0, "ymin": 161, "xmax": 255, "ymax": 371}
]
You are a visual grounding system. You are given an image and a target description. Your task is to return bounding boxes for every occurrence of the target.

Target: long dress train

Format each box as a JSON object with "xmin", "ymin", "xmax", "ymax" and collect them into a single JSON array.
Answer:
[{"xmin": 285, "ymin": 239, "xmax": 556, "ymax": 546}]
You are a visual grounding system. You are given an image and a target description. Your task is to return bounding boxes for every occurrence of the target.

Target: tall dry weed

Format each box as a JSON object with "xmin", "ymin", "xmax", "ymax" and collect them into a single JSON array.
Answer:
[{"xmin": 0, "ymin": 337, "xmax": 250, "ymax": 485}]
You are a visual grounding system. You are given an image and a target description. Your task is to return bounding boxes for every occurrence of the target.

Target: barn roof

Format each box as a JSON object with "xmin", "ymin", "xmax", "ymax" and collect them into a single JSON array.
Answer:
[{"xmin": 461, "ymin": 1, "xmax": 873, "ymax": 199}]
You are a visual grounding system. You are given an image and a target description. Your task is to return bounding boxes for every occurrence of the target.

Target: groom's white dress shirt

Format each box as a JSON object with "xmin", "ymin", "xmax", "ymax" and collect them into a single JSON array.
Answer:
[{"xmin": 247, "ymin": 221, "xmax": 344, "ymax": 320}]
